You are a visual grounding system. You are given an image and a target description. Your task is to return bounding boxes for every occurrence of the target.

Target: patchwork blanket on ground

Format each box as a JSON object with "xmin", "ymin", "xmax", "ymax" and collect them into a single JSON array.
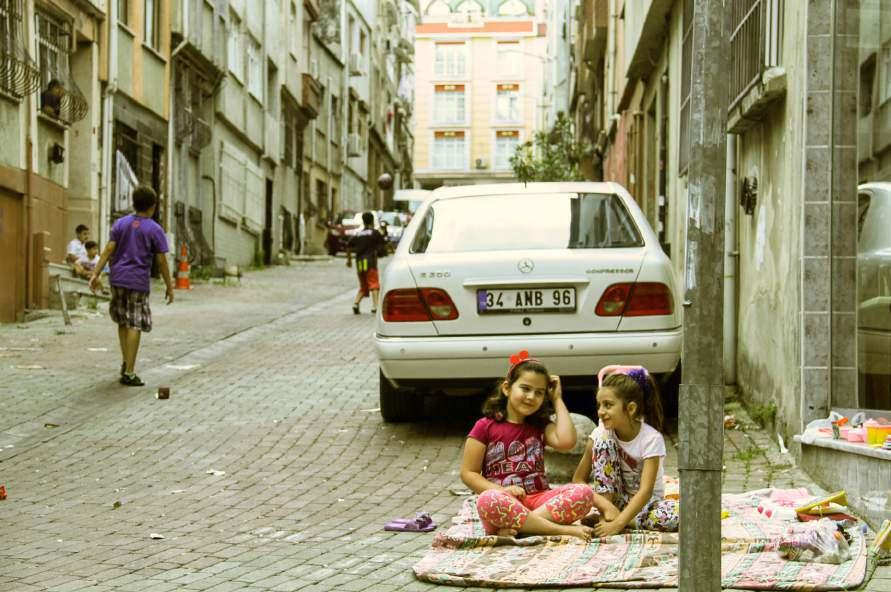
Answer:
[{"xmin": 413, "ymin": 489, "xmax": 869, "ymax": 589}]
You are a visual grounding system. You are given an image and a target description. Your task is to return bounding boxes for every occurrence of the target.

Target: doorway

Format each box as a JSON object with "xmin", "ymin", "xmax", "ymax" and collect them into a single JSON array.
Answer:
[
  {"xmin": 263, "ymin": 179, "xmax": 273, "ymax": 266},
  {"xmin": 0, "ymin": 190, "xmax": 22, "ymax": 322}
]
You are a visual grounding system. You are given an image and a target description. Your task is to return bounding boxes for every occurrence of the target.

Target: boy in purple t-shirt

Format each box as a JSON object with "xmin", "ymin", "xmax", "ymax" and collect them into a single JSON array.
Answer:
[{"xmin": 89, "ymin": 185, "xmax": 174, "ymax": 386}]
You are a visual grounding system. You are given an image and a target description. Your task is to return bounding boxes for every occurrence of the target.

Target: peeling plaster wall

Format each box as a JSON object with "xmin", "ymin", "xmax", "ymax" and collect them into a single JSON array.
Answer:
[{"xmin": 734, "ymin": 0, "xmax": 807, "ymax": 439}]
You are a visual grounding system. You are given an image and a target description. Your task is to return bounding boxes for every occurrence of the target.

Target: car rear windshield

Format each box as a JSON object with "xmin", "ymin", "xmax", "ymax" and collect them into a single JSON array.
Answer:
[{"xmin": 409, "ymin": 193, "xmax": 643, "ymax": 254}]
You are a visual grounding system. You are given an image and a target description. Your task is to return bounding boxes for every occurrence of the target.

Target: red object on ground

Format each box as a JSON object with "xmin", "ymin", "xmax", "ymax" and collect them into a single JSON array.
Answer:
[{"xmin": 0, "ymin": 484, "xmax": 6, "ymax": 500}]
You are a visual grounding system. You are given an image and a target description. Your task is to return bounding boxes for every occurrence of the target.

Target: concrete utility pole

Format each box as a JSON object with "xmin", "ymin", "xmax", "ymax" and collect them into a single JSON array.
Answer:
[{"xmin": 679, "ymin": 0, "xmax": 728, "ymax": 589}]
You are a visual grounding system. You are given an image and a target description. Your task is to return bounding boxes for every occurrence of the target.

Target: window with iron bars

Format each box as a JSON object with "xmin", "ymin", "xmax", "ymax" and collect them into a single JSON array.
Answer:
[
  {"xmin": 0, "ymin": 0, "xmax": 17, "ymax": 93},
  {"xmin": 728, "ymin": 0, "xmax": 784, "ymax": 110},
  {"xmin": 35, "ymin": 10, "xmax": 69, "ymax": 89}
]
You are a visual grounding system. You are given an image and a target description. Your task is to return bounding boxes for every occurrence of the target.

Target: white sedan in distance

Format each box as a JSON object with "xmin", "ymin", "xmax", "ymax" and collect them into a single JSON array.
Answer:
[{"xmin": 374, "ymin": 182, "xmax": 682, "ymax": 422}]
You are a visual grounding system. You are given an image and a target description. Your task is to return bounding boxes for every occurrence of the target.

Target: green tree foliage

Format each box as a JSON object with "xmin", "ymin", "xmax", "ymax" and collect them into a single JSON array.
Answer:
[{"xmin": 509, "ymin": 112, "xmax": 589, "ymax": 183}]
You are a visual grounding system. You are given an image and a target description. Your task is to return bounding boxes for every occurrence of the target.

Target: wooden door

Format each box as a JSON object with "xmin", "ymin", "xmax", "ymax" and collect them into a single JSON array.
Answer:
[{"xmin": 0, "ymin": 190, "xmax": 22, "ymax": 322}]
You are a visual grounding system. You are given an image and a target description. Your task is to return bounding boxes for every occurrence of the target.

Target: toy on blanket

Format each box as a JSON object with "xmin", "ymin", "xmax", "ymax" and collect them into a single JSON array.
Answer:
[{"xmin": 776, "ymin": 518, "xmax": 852, "ymax": 564}]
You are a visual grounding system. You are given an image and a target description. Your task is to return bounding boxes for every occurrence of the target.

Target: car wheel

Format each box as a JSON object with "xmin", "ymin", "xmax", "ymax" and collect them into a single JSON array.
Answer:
[{"xmin": 379, "ymin": 369, "xmax": 422, "ymax": 422}]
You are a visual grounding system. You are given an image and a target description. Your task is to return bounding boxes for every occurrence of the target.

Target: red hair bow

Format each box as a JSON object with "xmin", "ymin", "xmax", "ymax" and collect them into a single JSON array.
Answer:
[{"xmin": 509, "ymin": 350, "xmax": 530, "ymax": 367}]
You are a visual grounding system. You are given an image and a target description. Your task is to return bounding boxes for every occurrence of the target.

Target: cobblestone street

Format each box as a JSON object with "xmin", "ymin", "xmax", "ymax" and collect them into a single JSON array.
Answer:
[{"xmin": 1, "ymin": 261, "xmax": 888, "ymax": 592}]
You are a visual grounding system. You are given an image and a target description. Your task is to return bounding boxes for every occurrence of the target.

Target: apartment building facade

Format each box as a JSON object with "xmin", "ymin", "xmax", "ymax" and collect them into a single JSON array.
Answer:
[
  {"xmin": 0, "ymin": 0, "xmax": 107, "ymax": 322},
  {"xmin": 413, "ymin": 0, "xmax": 552, "ymax": 188},
  {"xmin": 570, "ymin": 0, "xmax": 888, "ymax": 432}
]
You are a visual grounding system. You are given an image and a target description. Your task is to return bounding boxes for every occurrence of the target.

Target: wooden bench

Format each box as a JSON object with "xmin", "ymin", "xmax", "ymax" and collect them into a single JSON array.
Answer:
[{"xmin": 48, "ymin": 262, "xmax": 110, "ymax": 325}]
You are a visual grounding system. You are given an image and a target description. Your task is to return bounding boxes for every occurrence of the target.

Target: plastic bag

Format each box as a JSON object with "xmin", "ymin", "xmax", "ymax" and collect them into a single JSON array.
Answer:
[
  {"xmin": 776, "ymin": 518, "xmax": 851, "ymax": 564},
  {"xmin": 803, "ymin": 411, "xmax": 845, "ymax": 432}
]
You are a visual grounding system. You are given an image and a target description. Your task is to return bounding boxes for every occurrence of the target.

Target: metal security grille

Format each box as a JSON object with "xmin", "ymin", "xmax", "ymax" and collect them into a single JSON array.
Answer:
[
  {"xmin": 728, "ymin": 0, "xmax": 784, "ymax": 110},
  {"xmin": 0, "ymin": 0, "xmax": 40, "ymax": 97},
  {"xmin": 35, "ymin": 10, "xmax": 88, "ymax": 123}
]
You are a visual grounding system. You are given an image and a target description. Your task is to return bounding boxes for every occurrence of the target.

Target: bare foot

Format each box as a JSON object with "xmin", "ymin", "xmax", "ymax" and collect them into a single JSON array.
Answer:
[
  {"xmin": 495, "ymin": 528, "xmax": 518, "ymax": 537},
  {"xmin": 561, "ymin": 524, "xmax": 594, "ymax": 541}
]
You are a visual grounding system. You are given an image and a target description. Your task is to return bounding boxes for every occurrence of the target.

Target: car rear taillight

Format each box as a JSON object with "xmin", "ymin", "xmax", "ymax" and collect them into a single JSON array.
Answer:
[
  {"xmin": 595, "ymin": 282, "xmax": 673, "ymax": 317},
  {"xmin": 382, "ymin": 288, "xmax": 459, "ymax": 322}
]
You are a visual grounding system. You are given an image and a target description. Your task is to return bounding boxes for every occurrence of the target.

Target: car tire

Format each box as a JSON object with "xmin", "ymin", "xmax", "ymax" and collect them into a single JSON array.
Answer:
[{"xmin": 379, "ymin": 369, "xmax": 422, "ymax": 422}]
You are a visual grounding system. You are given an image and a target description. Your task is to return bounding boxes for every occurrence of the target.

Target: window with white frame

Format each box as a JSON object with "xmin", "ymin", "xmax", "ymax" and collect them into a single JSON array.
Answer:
[
  {"xmin": 497, "ymin": 42, "xmax": 521, "ymax": 78},
  {"xmin": 228, "ymin": 12, "xmax": 243, "ymax": 81},
  {"xmin": 494, "ymin": 130, "xmax": 519, "ymax": 169},
  {"xmin": 144, "ymin": 0, "xmax": 159, "ymax": 49},
  {"xmin": 289, "ymin": 2, "xmax": 298, "ymax": 56},
  {"xmin": 432, "ymin": 131, "xmax": 466, "ymax": 169},
  {"xmin": 881, "ymin": 42, "xmax": 891, "ymax": 104},
  {"xmin": 495, "ymin": 84, "xmax": 520, "ymax": 122},
  {"xmin": 35, "ymin": 10, "xmax": 68, "ymax": 88},
  {"xmin": 247, "ymin": 36, "xmax": 262, "ymax": 98},
  {"xmin": 117, "ymin": 0, "xmax": 129, "ymax": 26},
  {"xmin": 498, "ymin": 0, "xmax": 528, "ymax": 17},
  {"xmin": 433, "ymin": 84, "xmax": 465, "ymax": 124},
  {"xmin": 434, "ymin": 42, "xmax": 466, "ymax": 78}
]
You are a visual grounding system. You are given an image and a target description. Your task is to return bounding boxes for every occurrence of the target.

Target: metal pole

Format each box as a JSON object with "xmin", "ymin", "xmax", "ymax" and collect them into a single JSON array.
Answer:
[{"xmin": 678, "ymin": 0, "xmax": 728, "ymax": 589}]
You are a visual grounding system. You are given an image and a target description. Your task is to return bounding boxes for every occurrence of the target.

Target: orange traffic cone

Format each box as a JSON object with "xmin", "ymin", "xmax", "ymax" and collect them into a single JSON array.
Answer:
[{"xmin": 175, "ymin": 243, "xmax": 191, "ymax": 290}]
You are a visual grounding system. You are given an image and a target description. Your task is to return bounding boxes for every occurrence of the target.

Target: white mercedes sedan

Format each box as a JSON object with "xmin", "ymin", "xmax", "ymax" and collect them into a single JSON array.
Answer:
[{"xmin": 374, "ymin": 182, "xmax": 682, "ymax": 422}]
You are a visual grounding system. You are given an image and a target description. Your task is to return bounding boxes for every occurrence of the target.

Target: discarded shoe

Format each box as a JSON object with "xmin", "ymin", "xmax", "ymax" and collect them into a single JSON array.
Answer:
[
  {"xmin": 384, "ymin": 512, "xmax": 436, "ymax": 532},
  {"xmin": 120, "ymin": 373, "xmax": 145, "ymax": 387}
]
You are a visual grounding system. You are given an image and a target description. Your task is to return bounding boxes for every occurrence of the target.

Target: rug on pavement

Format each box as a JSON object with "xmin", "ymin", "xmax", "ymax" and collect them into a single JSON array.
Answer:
[{"xmin": 413, "ymin": 489, "xmax": 869, "ymax": 589}]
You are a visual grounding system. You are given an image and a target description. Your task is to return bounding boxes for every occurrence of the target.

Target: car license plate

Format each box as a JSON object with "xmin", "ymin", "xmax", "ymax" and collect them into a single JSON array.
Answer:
[{"xmin": 477, "ymin": 288, "xmax": 576, "ymax": 314}]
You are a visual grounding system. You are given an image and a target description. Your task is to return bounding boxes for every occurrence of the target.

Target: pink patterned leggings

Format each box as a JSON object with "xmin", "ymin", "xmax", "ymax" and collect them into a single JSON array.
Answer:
[{"xmin": 476, "ymin": 484, "xmax": 595, "ymax": 535}]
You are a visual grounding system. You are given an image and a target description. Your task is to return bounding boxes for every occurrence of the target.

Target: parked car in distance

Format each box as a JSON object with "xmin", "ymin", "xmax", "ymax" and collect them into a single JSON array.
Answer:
[
  {"xmin": 857, "ymin": 182, "xmax": 891, "ymax": 409},
  {"xmin": 374, "ymin": 182, "xmax": 682, "ymax": 422},
  {"xmin": 377, "ymin": 211, "xmax": 408, "ymax": 250},
  {"xmin": 393, "ymin": 189, "xmax": 431, "ymax": 216}
]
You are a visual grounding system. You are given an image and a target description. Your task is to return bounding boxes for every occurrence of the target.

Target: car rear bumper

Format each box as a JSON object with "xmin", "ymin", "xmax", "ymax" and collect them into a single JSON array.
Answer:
[{"xmin": 375, "ymin": 328, "xmax": 682, "ymax": 386}]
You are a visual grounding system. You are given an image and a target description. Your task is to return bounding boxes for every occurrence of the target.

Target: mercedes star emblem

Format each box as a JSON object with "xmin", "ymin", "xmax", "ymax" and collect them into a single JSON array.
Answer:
[{"xmin": 518, "ymin": 259, "xmax": 534, "ymax": 274}]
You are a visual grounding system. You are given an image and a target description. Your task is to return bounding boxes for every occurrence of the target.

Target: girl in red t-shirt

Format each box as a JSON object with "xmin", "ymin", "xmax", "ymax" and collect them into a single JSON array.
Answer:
[{"xmin": 460, "ymin": 351, "xmax": 595, "ymax": 540}]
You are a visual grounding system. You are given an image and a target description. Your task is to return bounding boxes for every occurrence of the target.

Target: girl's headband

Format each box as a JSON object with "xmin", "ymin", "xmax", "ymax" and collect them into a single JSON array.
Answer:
[
  {"xmin": 597, "ymin": 365, "xmax": 652, "ymax": 397},
  {"xmin": 507, "ymin": 350, "xmax": 540, "ymax": 377}
]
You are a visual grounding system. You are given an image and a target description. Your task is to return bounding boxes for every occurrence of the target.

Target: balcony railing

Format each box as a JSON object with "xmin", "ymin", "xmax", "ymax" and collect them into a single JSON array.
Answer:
[
  {"xmin": 728, "ymin": 0, "xmax": 783, "ymax": 110},
  {"xmin": 301, "ymin": 73, "xmax": 322, "ymax": 119}
]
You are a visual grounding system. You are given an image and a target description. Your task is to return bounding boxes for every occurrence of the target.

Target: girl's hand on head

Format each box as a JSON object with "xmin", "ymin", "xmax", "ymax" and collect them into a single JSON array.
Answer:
[
  {"xmin": 594, "ymin": 519, "xmax": 625, "ymax": 538},
  {"xmin": 503, "ymin": 485, "xmax": 526, "ymax": 499},
  {"xmin": 547, "ymin": 375, "xmax": 562, "ymax": 402}
]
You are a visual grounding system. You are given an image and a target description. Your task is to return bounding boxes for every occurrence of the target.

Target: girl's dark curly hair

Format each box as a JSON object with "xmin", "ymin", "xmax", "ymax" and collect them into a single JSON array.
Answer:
[{"xmin": 481, "ymin": 359, "xmax": 553, "ymax": 428}]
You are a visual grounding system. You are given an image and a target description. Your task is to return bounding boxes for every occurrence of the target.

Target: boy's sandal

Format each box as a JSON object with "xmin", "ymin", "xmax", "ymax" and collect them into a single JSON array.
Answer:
[
  {"xmin": 120, "ymin": 374, "xmax": 145, "ymax": 387},
  {"xmin": 352, "ymin": 304, "xmax": 360, "ymax": 315},
  {"xmin": 120, "ymin": 362, "xmax": 126, "ymax": 377},
  {"xmin": 384, "ymin": 512, "xmax": 436, "ymax": 532}
]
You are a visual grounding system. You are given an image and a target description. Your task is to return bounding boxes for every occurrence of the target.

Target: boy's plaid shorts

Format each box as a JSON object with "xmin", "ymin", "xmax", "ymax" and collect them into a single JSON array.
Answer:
[{"xmin": 109, "ymin": 285, "xmax": 153, "ymax": 332}]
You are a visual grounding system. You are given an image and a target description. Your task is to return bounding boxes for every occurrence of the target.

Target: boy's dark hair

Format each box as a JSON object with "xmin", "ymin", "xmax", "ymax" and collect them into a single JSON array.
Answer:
[
  {"xmin": 600, "ymin": 372, "xmax": 664, "ymax": 432},
  {"xmin": 48, "ymin": 79, "xmax": 63, "ymax": 90},
  {"xmin": 84, "ymin": 240, "xmax": 98, "ymax": 250},
  {"xmin": 481, "ymin": 358, "xmax": 553, "ymax": 428},
  {"xmin": 75, "ymin": 224, "xmax": 89, "ymax": 234},
  {"xmin": 362, "ymin": 211, "xmax": 374, "ymax": 226},
  {"xmin": 132, "ymin": 185, "xmax": 157, "ymax": 212}
]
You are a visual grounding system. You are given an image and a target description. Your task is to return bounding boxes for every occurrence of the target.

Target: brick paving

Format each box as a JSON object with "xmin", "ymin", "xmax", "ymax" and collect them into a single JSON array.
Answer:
[{"xmin": 0, "ymin": 261, "xmax": 887, "ymax": 592}]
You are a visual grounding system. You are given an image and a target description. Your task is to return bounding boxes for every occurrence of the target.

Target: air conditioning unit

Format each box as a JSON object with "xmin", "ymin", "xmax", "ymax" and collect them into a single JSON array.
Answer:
[
  {"xmin": 349, "ymin": 52, "xmax": 363, "ymax": 76},
  {"xmin": 347, "ymin": 133, "xmax": 362, "ymax": 157},
  {"xmin": 310, "ymin": 58, "xmax": 319, "ymax": 79},
  {"xmin": 475, "ymin": 158, "xmax": 488, "ymax": 170}
]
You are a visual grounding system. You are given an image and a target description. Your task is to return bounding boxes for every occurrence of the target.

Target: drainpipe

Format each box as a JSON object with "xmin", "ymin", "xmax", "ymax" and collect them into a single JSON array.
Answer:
[
  {"xmin": 724, "ymin": 133, "xmax": 738, "ymax": 384},
  {"xmin": 168, "ymin": 0, "xmax": 189, "ymax": 250},
  {"xmin": 100, "ymin": 0, "xmax": 119, "ymax": 244}
]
